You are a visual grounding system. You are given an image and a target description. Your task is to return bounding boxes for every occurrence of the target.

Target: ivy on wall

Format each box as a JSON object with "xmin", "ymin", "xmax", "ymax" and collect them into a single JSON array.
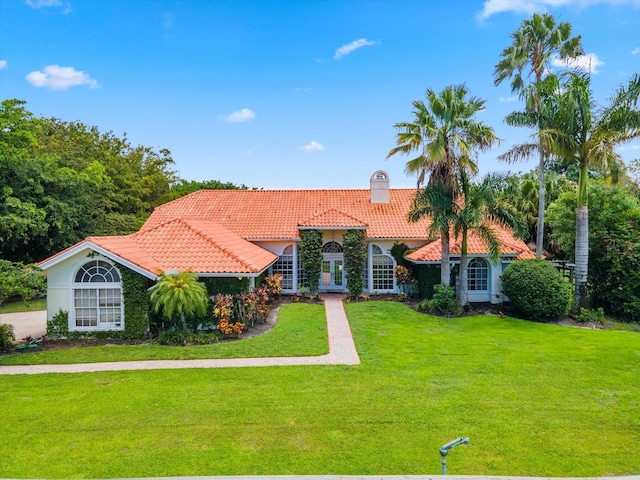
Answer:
[
  {"xmin": 300, "ymin": 229, "xmax": 322, "ymax": 295},
  {"xmin": 412, "ymin": 264, "xmax": 441, "ymax": 299},
  {"xmin": 119, "ymin": 265, "xmax": 153, "ymax": 339},
  {"xmin": 343, "ymin": 229, "xmax": 367, "ymax": 297},
  {"xmin": 203, "ymin": 277, "xmax": 250, "ymax": 296}
]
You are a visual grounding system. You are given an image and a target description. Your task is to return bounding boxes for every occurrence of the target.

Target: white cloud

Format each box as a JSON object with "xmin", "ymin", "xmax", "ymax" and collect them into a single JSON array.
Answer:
[
  {"xmin": 25, "ymin": 0, "xmax": 71, "ymax": 14},
  {"xmin": 0, "ymin": 60, "xmax": 7, "ymax": 70},
  {"xmin": 552, "ymin": 53, "xmax": 604, "ymax": 73},
  {"xmin": 499, "ymin": 95, "xmax": 518, "ymax": 102},
  {"xmin": 222, "ymin": 108, "xmax": 255, "ymax": 123},
  {"xmin": 632, "ymin": 47, "xmax": 640, "ymax": 55},
  {"xmin": 478, "ymin": 0, "xmax": 640, "ymax": 20},
  {"xmin": 300, "ymin": 141, "xmax": 325, "ymax": 152},
  {"xmin": 26, "ymin": 65, "xmax": 100, "ymax": 90},
  {"xmin": 334, "ymin": 38, "xmax": 377, "ymax": 60}
]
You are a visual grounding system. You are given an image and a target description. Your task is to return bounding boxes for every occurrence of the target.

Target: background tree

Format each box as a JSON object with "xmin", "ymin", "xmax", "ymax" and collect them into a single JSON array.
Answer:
[
  {"xmin": 495, "ymin": 12, "xmax": 583, "ymax": 259},
  {"xmin": 388, "ymin": 84, "xmax": 498, "ymax": 286},
  {"xmin": 1, "ymin": 99, "xmax": 244, "ymax": 263},
  {"xmin": 149, "ymin": 271, "xmax": 209, "ymax": 332},
  {"xmin": 548, "ymin": 181, "xmax": 640, "ymax": 320},
  {"xmin": 543, "ymin": 72, "xmax": 640, "ymax": 308}
]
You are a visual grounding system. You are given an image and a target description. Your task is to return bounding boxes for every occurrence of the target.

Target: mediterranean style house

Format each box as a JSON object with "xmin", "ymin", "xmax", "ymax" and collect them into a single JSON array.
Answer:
[{"xmin": 38, "ymin": 171, "xmax": 534, "ymax": 333}]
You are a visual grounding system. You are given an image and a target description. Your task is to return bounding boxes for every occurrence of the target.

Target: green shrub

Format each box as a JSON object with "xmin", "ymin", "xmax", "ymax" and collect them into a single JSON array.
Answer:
[
  {"xmin": 0, "ymin": 323, "xmax": 15, "ymax": 350},
  {"xmin": 417, "ymin": 284, "xmax": 462, "ymax": 317},
  {"xmin": 431, "ymin": 284, "xmax": 462, "ymax": 316},
  {"xmin": 46, "ymin": 309, "xmax": 69, "ymax": 337},
  {"xmin": 501, "ymin": 259, "xmax": 572, "ymax": 320},
  {"xmin": 157, "ymin": 329, "xmax": 188, "ymax": 345},
  {"xmin": 577, "ymin": 307, "xmax": 605, "ymax": 324}
]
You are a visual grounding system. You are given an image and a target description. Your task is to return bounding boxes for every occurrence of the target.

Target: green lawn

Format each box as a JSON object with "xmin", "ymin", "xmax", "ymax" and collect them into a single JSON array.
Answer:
[
  {"xmin": 1, "ymin": 301, "xmax": 638, "ymax": 477},
  {"xmin": 0, "ymin": 297, "xmax": 46, "ymax": 314},
  {"xmin": 0, "ymin": 303, "xmax": 328, "ymax": 365}
]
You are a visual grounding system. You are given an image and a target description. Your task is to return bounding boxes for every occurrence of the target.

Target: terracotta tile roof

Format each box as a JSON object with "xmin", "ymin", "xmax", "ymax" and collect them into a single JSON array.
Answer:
[
  {"xmin": 87, "ymin": 219, "xmax": 277, "ymax": 275},
  {"xmin": 299, "ymin": 208, "xmax": 369, "ymax": 229},
  {"xmin": 143, "ymin": 189, "xmax": 431, "ymax": 240},
  {"xmin": 406, "ymin": 225, "xmax": 534, "ymax": 262}
]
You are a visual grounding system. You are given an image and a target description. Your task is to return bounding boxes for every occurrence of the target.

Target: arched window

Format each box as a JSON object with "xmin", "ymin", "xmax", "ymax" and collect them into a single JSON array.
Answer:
[
  {"xmin": 75, "ymin": 260, "xmax": 121, "ymax": 283},
  {"xmin": 322, "ymin": 241, "xmax": 343, "ymax": 253},
  {"xmin": 468, "ymin": 258, "xmax": 489, "ymax": 291},
  {"xmin": 73, "ymin": 260, "xmax": 123, "ymax": 330},
  {"xmin": 271, "ymin": 245, "xmax": 294, "ymax": 290},
  {"xmin": 371, "ymin": 245, "xmax": 394, "ymax": 291}
]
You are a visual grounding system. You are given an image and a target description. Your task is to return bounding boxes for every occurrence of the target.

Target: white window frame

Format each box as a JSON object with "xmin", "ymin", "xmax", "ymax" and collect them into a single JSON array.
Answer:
[
  {"xmin": 467, "ymin": 257, "xmax": 489, "ymax": 291},
  {"xmin": 370, "ymin": 244, "xmax": 395, "ymax": 292},
  {"xmin": 270, "ymin": 244, "xmax": 296, "ymax": 292}
]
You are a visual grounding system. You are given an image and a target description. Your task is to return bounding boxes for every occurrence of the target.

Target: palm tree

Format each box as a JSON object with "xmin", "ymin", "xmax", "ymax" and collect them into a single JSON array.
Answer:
[
  {"xmin": 453, "ymin": 172, "xmax": 526, "ymax": 306},
  {"xmin": 542, "ymin": 72, "xmax": 640, "ymax": 308},
  {"xmin": 149, "ymin": 271, "xmax": 209, "ymax": 331},
  {"xmin": 408, "ymin": 181, "xmax": 456, "ymax": 286},
  {"xmin": 387, "ymin": 84, "xmax": 498, "ymax": 285},
  {"xmin": 494, "ymin": 13, "xmax": 583, "ymax": 259}
]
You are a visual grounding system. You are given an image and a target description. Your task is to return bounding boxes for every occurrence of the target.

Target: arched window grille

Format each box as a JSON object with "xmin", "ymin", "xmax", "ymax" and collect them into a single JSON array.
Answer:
[{"xmin": 322, "ymin": 241, "xmax": 343, "ymax": 253}]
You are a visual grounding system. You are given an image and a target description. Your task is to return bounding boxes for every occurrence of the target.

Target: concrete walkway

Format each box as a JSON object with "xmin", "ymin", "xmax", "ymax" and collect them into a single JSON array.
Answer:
[
  {"xmin": 0, "ymin": 295, "xmax": 359, "ymax": 375},
  {"xmin": 0, "ymin": 309, "xmax": 47, "ymax": 340}
]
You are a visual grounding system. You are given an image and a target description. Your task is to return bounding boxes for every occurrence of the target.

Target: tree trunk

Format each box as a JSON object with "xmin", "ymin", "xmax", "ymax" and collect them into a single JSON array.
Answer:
[
  {"xmin": 574, "ymin": 204, "xmax": 589, "ymax": 310},
  {"xmin": 458, "ymin": 230, "xmax": 469, "ymax": 306},
  {"xmin": 536, "ymin": 146, "xmax": 545, "ymax": 259},
  {"xmin": 441, "ymin": 226, "xmax": 450, "ymax": 286}
]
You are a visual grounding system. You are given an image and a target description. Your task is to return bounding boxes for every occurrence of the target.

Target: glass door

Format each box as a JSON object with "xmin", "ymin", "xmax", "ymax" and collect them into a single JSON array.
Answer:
[{"xmin": 321, "ymin": 257, "xmax": 345, "ymax": 289}]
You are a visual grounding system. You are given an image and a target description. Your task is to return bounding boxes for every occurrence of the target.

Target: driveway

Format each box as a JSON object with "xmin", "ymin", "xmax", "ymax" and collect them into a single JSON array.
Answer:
[{"xmin": 0, "ymin": 310, "xmax": 47, "ymax": 340}]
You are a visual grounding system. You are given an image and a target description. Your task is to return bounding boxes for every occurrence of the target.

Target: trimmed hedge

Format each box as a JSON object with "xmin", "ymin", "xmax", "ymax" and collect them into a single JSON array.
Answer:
[{"xmin": 502, "ymin": 259, "xmax": 572, "ymax": 320}]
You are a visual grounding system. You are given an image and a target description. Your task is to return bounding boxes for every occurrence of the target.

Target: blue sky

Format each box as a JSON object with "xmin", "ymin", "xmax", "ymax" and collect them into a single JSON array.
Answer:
[{"xmin": 1, "ymin": 0, "xmax": 639, "ymax": 189}]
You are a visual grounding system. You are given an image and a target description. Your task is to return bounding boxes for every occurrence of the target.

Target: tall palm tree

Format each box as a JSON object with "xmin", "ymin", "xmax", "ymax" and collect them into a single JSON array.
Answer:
[
  {"xmin": 542, "ymin": 72, "xmax": 640, "ymax": 308},
  {"xmin": 387, "ymin": 84, "xmax": 498, "ymax": 285},
  {"xmin": 149, "ymin": 270, "xmax": 209, "ymax": 331},
  {"xmin": 494, "ymin": 12, "xmax": 583, "ymax": 259},
  {"xmin": 453, "ymin": 172, "xmax": 526, "ymax": 307}
]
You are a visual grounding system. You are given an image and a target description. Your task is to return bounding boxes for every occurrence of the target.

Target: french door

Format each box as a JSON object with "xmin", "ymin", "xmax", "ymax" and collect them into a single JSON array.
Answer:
[{"xmin": 321, "ymin": 255, "xmax": 345, "ymax": 290}]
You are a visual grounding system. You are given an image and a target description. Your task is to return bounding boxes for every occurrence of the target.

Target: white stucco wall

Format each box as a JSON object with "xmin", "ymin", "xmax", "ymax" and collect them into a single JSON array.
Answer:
[{"xmin": 44, "ymin": 249, "xmax": 123, "ymax": 330}]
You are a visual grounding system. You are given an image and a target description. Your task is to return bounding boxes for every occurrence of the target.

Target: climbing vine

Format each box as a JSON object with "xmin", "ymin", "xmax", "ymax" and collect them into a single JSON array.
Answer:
[
  {"xmin": 299, "ymin": 229, "xmax": 322, "ymax": 295},
  {"xmin": 343, "ymin": 229, "xmax": 367, "ymax": 297},
  {"xmin": 119, "ymin": 265, "xmax": 153, "ymax": 339}
]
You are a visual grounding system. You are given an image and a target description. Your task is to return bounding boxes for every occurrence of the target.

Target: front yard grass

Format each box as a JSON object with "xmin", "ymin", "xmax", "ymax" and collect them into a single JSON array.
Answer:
[
  {"xmin": 1, "ymin": 301, "xmax": 638, "ymax": 477},
  {"xmin": 0, "ymin": 303, "xmax": 328, "ymax": 365},
  {"xmin": 0, "ymin": 297, "xmax": 46, "ymax": 314}
]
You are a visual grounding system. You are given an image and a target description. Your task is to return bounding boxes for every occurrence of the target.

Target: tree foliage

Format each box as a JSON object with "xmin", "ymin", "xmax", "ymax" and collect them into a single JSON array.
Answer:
[
  {"xmin": 390, "ymin": 84, "xmax": 498, "ymax": 286},
  {"xmin": 0, "ymin": 260, "xmax": 46, "ymax": 306},
  {"xmin": 547, "ymin": 181, "xmax": 640, "ymax": 321},
  {"xmin": 149, "ymin": 271, "xmax": 209, "ymax": 331},
  {"xmin": 0, "ymin": 99, "xmax": 244, "ymax": 263}
]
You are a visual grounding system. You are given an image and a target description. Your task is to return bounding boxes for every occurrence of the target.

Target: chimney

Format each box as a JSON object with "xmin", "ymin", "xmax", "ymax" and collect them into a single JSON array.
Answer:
[{"xmin": 370, "ymin": 170, "xmax": 389, "ymax": 204}]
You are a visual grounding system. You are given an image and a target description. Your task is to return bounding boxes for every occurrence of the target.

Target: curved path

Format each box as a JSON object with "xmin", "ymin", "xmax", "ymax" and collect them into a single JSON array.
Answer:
[{"xmin": 0, "ymin": 295, "xmax": 359, "ymax": 375}]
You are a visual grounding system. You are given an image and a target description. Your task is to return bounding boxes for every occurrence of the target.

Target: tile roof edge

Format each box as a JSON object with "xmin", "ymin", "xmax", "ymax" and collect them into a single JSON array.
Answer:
[{"xmin": 180, "ymin": 219, "xmax": 276, "ymax": 273}]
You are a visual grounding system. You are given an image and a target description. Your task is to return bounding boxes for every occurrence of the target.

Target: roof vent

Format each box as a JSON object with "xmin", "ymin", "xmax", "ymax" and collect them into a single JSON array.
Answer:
[{"xmin": 370, "ymin": 170, "xmax": 389, "ymax": 204}]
